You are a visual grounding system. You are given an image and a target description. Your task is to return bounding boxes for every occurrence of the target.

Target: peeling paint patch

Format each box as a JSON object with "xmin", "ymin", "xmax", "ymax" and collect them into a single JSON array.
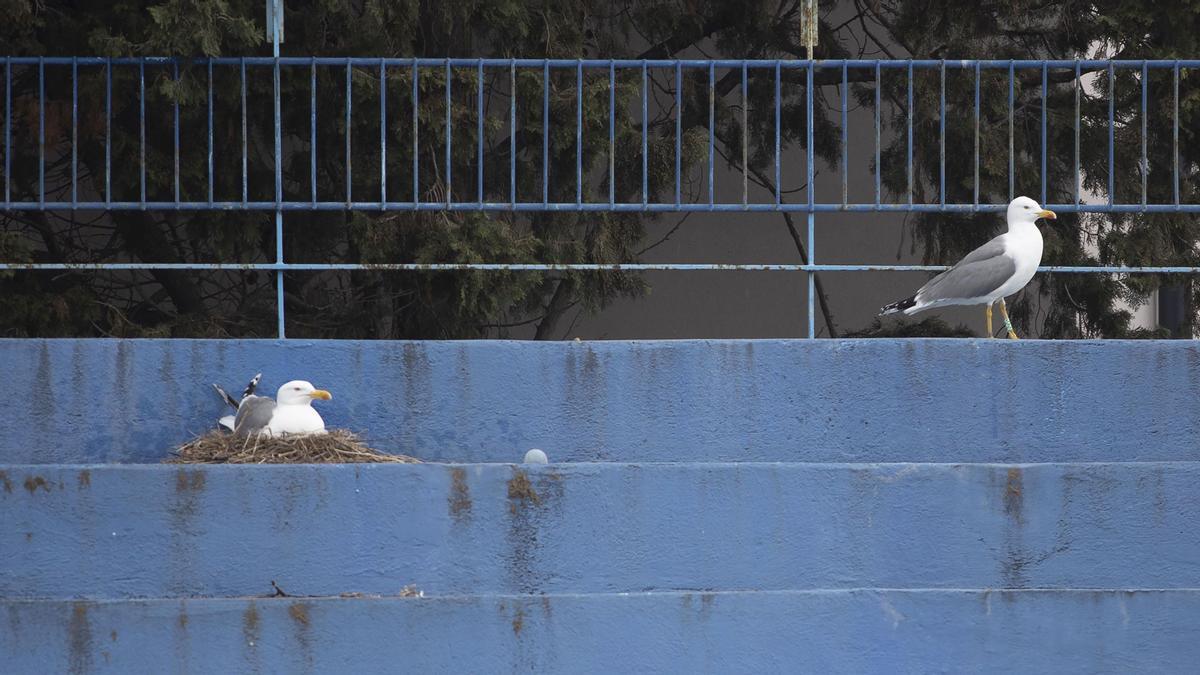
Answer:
[{"xmin": 879, "ymin": 594, "xmax": 905, "ymax": 629}]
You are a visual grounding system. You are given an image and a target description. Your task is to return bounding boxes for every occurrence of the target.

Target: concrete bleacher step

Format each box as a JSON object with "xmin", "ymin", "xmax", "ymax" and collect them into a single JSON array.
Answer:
[
  {"xmin": 5, "ymin": 339, "xmax": 1200, "ymax": 464},
  {"xmin": 4, "ymin": 462, "xmax": 1198, "ymax": 599},
  {"xmin": 5, "ymin": 590, "xmax": 1199, "ymax": 673}
]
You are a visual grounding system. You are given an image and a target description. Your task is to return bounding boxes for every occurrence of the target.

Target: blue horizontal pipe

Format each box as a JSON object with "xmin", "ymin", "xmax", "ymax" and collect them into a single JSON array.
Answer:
[
  {"xmin": 2, "ymin": 262, "xmax": 1197, "ymax": 274},
  {"xmin": 4, "ymin": 56, "xmax": 1196, "ymax": 69},
  {"xmin": 2, "ymin": 201, "xmax": 1195, "ymax": 213}
]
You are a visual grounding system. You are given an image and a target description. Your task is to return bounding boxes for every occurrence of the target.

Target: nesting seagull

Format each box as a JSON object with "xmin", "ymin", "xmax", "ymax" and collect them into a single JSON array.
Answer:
[
  {"xmin": 213, "ymin": 375, "xmax": 332, "ymax": 436},
  {"xmin": 880, "ymin": 196, "xmax": 1055, "ymax": 338}
]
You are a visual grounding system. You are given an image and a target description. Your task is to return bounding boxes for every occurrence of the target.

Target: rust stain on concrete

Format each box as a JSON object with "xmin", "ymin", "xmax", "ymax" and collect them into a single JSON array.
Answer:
[
  {"xmin": 23, "ymin": 476, "xmax": 50, "ymax": 495},
  {"xmin": 448, "ymin": 467, "xmax": 472, "ymax": 522},
  {"xmin": 1004, "ymin": 467, "xmax": 1024, "ymax": 524}
]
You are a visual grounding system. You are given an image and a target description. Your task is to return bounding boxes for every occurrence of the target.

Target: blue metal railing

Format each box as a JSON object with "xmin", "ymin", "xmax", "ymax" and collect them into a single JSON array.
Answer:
[{"xmin": 0, "ymin": 57, "xmax": 1196, "ymax": 337}]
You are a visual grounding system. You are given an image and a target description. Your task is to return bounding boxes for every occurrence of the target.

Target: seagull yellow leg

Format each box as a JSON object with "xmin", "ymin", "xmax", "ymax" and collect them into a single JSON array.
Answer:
[
  {"xmin": 985, "ymin": 304, "xmax": 993, "ymax": 338},
  {"xmin": 999, "ymin": 299, "xmax": 1019, "ymax": 339}
]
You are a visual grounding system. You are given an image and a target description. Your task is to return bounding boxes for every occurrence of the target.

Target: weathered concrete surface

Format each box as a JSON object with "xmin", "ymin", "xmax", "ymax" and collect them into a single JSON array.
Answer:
[
  {"xmin": 4, "ymin": 590, "xmax": 1198, "ymax": 674},
  {"xmin": 3, "ymin": 463, "xmax": 1198, "ymax": 599},
  {"xmin": 3, "ymin": 338, "xmax": 1200, "ymax": 464}
]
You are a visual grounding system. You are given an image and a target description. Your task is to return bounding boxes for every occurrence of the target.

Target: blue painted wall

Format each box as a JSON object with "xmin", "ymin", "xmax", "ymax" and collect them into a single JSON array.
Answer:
[
  {"xmin": 3, "ymin": 338, "xmax": 1200, "ymax": 464},
  {"xmin": 4, "ymin": 338, "xmax": 1200, "ymax": 673}
]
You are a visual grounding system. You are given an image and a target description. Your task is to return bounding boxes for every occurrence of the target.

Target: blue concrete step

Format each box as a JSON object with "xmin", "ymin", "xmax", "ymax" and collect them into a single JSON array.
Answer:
[
  {"xmin": 4, "ymin": 590, "xmax": 1198, "ymax": 674},
  {"xmin": 4, "ymin": 462, "xmax": 1199, "ymax": 599},
  {"xmin": 5, "ymin": 339, "xmax": 1200, "ymax": 464}
]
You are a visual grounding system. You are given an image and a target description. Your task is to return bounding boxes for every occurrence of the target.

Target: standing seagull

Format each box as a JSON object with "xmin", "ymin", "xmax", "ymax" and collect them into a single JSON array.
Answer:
[
  {"xmin": 880, "ymin": 196, "xmax": 1055, "ymax": 338},
  {"xmin": 232, "ymin": 380, "xmax": 332, "ymax": 436}
]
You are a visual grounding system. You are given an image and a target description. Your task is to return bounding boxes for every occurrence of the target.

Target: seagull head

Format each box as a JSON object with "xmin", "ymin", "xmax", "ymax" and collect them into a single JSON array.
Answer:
[
  {"xmin": 276, "ymin": 380, "xmax": 332, "ymax": 406},
  {"xmin": 1007, "ymin": 196, "xmax": 1056, "ymax": 229}
]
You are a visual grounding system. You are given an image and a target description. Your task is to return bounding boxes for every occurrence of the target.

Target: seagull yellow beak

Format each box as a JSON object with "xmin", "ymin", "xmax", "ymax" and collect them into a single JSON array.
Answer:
[
  {"xmin": 309, "ymin": 389, "xmax": 332, "ymax": 401},
  {"xmin": 1037, "ymin": 209, "xmax": 1056, "ymax": 220}
]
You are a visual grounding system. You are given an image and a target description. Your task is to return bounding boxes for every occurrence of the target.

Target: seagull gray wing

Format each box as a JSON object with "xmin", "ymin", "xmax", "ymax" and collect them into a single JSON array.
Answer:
[
  {"xmin": 212, "ymin": 383, "xmax": 240, "ymax": 410},
  {"xmin": 233, "ymin": 395, "xmax": 276, "ymax": 435},
  {"xmin": 916, "ymin": 237, "xmax": 1015, "ymax": 304}
]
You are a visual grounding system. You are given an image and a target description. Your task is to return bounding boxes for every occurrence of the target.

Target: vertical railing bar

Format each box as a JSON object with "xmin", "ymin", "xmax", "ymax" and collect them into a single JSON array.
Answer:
[
  {"xmin": 445, "ymin": 59, "xmax": 451, "ymax": 207},
  {"xmin": 973, "ymin": 62, "xmax": 979, "ymax": 208},
  {"xmin": 380, "ymin": 61, "xmax": 387, "ymax": 208},
  {"xmin": 774, "ymin": 61, "xmax": 781, "ymax": 206},
  {"xmin": 1173, "ymin": 61, "xmax": 1180, "ymax": 206},
  {"xmin": 38, "ymin": 58, "xmax": 45, "ymax": 206},
  {"xmin": 610, "ymin": 60, "xmax": 616, "ymax": 207},
  {"xmin": 105, "ymin": 59, "xmax": 111, "ymax": 204},
  {"xmin": 806, "ymin": 60, "xmax": 815, "ymax": 339},
  {"xmin": 36, "ymin": 57, "xmax": 44, "ymax": 206},
  {"xmin": 136, "ymin": 59, "xmax": 142, "ymax": 208},
  {"xmin": 346, "ymin": 62, "xmax": 352, "ymax": 205},
  {"xmin": 273, "ymin": 27, "xmax": 284, "ymax": 339},
  {"xmin": 1080, "ymin": 61, "xmax": 1089, "ymax": 206},
  {"xmin": 413, "ymin": 58, "xmax": 419, "ymax": 208},
  {"xmin": 72, "ymin": 58, "xmax": 78, "ymax": 206},
  {"xmin": 3, "ymin": 58, "xmax": 9, "ymax": 204},
  {"xmin": 172, "ymin": 60, "xmax": 179, "ymax": 204},
  {"xmin": 742, "ymin": 63, "xmax": 748, "ymax": 207},
  {"xmin": 208, "ymin": 60, "xmax": 214, "ymax": 205},
  {"xmin": 1008, "ymin": 60, "xmax": 1014, "ymax": 201},
  {"xmin": 478, "ymin": 60, "xmax": 484, "ymax": 206},
  {"xmin": 939, "ymin": 60, "xmax": 944, "ymax": 206},
  {"xmin": 241, "ymin": 58, "xmax": 247, "ymax": 204},
  {"xmin": 641, "ymin": 62, "xmax": 648, "ymax": 208},
  {"xmin": 311, "ymin": 59, "xmax": 316, "ymax": 204},
  {"xmin": 1041, "ymin": 62, "xmax": 1047, "ymax": 206},
  {"xmin": 576, "ymin": 61, "xmax": 582, "ymax": 205},
  {"xmin": 542, "ymin": 61, "xmax": 549, "ymax": 207},
  {"xmin": 708, "ymin": 61, "xmax": 714, "ymax": 207},
  {"xmin": 509, "ymin": 60, "xmax": 515, "ymax": 208},
  {"xmin": 1108, "ymin": 61, "xmax": 1114, "ymax": 206},
  {"xmin": 1140, "ymin": 60, "xmax": 1147, "ymax": 206},
  {"xmin": 906, "ymin": 60, "xmax": 912, "ymax": 206},
  {"xmin": 875, "ymin": 62, "xmax": 880, "ymax": 207},
  {"xmin": 842, "ymin": 62, "xmax": 849, "ymax": 205},
  {"xmin": 676, "ymin": 61, "xmax": 682, "ymax": 207}
]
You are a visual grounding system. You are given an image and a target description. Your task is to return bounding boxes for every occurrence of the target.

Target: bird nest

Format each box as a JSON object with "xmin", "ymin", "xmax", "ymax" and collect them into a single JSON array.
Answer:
[{"xmin": 167, "ymin": 429, "xmax": 421, "ymax": 464}]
